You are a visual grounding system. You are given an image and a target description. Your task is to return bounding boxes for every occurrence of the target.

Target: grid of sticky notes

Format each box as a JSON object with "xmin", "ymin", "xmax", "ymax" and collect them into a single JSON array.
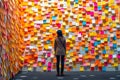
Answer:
[
  {"xmin": 21, "ymin": 0, "xmax": 120, "ymax": 72},
  {"xmin": 0, "ymin": 0, "xmax": 24, "ymax": 80}
]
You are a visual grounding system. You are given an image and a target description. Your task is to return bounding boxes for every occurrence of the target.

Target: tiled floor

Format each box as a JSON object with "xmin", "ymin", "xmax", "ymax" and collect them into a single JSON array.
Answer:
[{"xmin": 13, "ymin": 71, "xmax": 120, "ymax": 80}]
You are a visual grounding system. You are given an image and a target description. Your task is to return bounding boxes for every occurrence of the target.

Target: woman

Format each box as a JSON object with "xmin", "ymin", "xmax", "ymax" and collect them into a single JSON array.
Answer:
[{"xmin": 54, "ymin": 30, "xmax": 66, "ymax": 76}]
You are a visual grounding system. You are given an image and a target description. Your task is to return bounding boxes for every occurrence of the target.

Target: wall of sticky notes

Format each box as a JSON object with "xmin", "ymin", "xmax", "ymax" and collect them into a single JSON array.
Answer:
[
  {"xmin": 0, "ymin": 0, "xmax": 24, "ymax": 80},
  {"xmin": 20, "ymin": 0, "xmax": 120, "ymax": 72}
]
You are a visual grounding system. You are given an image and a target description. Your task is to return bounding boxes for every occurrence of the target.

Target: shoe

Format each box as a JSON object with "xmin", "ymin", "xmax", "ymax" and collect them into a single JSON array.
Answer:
[
  {"xmin": 61, "ymin": 74, "xmax": 64, "ymax": 76},
  {"xmin": 56, "ymin": 74, "xmax": 60, "ymax": 76}
]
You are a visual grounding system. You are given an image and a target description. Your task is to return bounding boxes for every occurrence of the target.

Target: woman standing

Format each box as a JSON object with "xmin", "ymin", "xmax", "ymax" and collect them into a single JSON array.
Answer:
[{"xmin": 54, "ymin": 30, "xmax": 66, "ymax": 76}]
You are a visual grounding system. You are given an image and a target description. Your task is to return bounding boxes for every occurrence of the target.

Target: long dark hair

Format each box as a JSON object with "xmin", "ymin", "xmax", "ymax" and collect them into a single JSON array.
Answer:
[{"xmin": 57, "ymin": 30, "xmax": 63, "ymax": 37}]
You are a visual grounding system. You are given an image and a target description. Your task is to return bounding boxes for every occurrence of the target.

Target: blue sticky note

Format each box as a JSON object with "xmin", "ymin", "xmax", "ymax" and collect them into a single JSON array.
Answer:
[
  {"xmin": 113, "ymin": 44, "xmax": 117, "ymax": 49},
  {"xmin": 94, "ymin": 41, "xmax": 98, "ymax": 46},
  {"xmin": 108, "ymin": 37, "xmax": 110, "ymax": 42},
  {"xmin": 52, "ymin": 16, "xmax": 57, "ymax": 20},
  {"xmin": 102, "ymin": 50, "xmax": 106, "ymax": 54},
  {"xmin": 80, "ymin": 48, "xmax": 85, "ymax": 54},
  {"xmin": 105, "ymin": 5, "xmax": 109, "ymax": 10},
  {"xmin": 84, "ymin": 47, "xmax": 88, "ymax": 51},
  {"xmin": 46, "ymin": 40, "xmax": 50, "ymax": 44},
  {"xmin": 97, "ymin": 41, "xmax": 101, "ymax": 45},
  {"xmin": 75, "ymin": 0, "xmax": 78, "ymax": 3},
  {"xmin": 102, "ymin": 66, "xmax": 106, "ymax": 72},
  {"xmin": 113, "ymin": 36, "xmax": 117, "ymax": 40},
  {"xmin": 82, "ymin": 21, "xmax": 86, "ymax": 26},
  {"xmin": 95, "ymin": 55, "xmax": 99, "ymax": 59},
  {"xmin": 98, "ymin": 6, "xmax": 102, "ymax": 10},
  {"xmin": 117, "ymin": 47, "xmax": 120, "ymax": 51},
  {"xmin": 43, "ymin": 20, "xmax": 47, "ymax": 24}
]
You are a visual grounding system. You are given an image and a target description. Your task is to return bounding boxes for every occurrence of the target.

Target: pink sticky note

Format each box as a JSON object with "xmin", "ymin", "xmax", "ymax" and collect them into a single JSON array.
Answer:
[
  {"xmin": 48, "ymin": 62, "xmax": 51, "ymax": 66},
  {"xmin": 117, "ymin": 54, "xmax": 120, "ymax": 59},
  {"xmin": 46, "ymin": 13, "xmax": 50, "ymax": 18},
  {"xmin": 34, "ymin": 24, "xmax": 40, "ymax": 28},
  {"xmin": 86, "ymin": 11, "xmax": 89, "ymax": 15},
  {"xmin": 91, "ymin": 49, "xmax": 94, "ymax": 54},
  {"xmin": 47, "ymin": 53, "xmax": 51, "ymax": 57},
  {"xmin": 56, "ymin": 23, "xmax": 61, "ymax": 28},
  {"xmin": 94, "ymin": 2, "xmax": 97, "ymax": 6},
  {"xmin": 91, "ymin": 40, "xmax": 95, "ymax": 43},
  {"xmin": 61, "ymin": 8, "xmax": 64, "ymax": 12},
  {"xmin": 98, "ymin": 20, "xmax": 102, "ymax": 24},
  {"xmin": 109, "ymin": 43, "xmax": 113, "ymax": 47},
  {"xmin": 112, "ymin": 16, "xmax": 116, "ymax": 20},
  {"xmin": 116, "ymin": 0, "xmax": 120, "ymax": 3},
  {"xmin": 90, "ymin": 12, "xmax": 94, "ymax": 16},
  {"xmin": 47, "ymin": 67, "xmax": 51, "ymax": 71},
  {"xmin": 83, "ymin": 63, "xmax": 87, "ymax": 66},
  {"xmin": 104, "ymin": 62, "xmax": 108, "ymax": 66},
  {"xmin": 96, "ymin": 27, "xmax": 99, "ymax": 30},
  {"xmin": 93, "ymin": 37, "xmax": 97, "ymax": 40},
  {"xmin": 106, "ymin": 26, "xmax": 110, "ymax": 30},
  {"xmin": 100, "ymin": 30, "xmax": 104, "ymax": 34},
  {"xmin": 42, "ymin": 59, "xmax": 46, "ymax": 64},
  {"xmin": 109, "ymin": 55, "xmax": 113, "ymax": 59},
  {"xmin": 33, "ymin": 63, "xmax": 38, "ymax": 67}
]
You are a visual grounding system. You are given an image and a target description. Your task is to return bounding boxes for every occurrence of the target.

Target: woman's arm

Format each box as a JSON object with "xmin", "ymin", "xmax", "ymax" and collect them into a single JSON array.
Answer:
[{"xmin": 54, "ymin": 39, "xmax": 57, "ymax": 55}]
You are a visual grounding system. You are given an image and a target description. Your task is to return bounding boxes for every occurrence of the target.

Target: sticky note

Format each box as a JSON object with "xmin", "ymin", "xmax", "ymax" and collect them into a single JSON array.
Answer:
[
  {"xmin": 52, "ymin": 16, "xmax": 57, "ymax": 20},
  {"xmin": 102, "ymin": 66, "xmax": 106, "ymax": 71},
  {"xmin": 80, "ymin": 66, "xmax": 84, "ymax": 71}
]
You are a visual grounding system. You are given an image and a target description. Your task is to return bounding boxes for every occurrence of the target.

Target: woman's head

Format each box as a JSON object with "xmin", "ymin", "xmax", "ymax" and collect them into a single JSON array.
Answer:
[{"xmin": 57, "ymin": 30, "xmax": 63, "ymax": 37}]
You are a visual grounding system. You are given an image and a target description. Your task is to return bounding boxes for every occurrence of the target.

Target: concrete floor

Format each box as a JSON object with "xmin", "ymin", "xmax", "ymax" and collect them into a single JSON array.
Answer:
[{"xmin": 13, "ymin": 71, "xmax": 120, "ymax": 80}]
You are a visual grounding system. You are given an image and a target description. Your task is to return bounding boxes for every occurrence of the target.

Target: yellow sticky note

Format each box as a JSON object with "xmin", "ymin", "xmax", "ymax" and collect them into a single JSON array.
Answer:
[
  {"xmin": 43, "ymin": 66, "xmax": 47, "ymax": 71},
  {"xmin": 80, "ymin": 66, "xmax": 84, "ymax": 71},
  {"xmin": 106, "ymin": 46, "xmax": 110, "ymax": 50},
  {"xmin": 105, "ymin": 54, "xmax": 108, "ymax": 58},
  {"xmin": 72, "ymin": 36, "xmax": 75, "ymax": 40},
  {"xmin": 44, "ymin": 45, "xmax": 48, "ymax": 49},
  {"xmin": 74, "ymin": 3, "xmax": 79, "ymax": 7},
  {"xmin": 30, "ymin": 37, "xmax": 34, "ymax": 41},
  {"xmin": 70, "ymin": 53, "xmax": 73, "ymax": 57},
  {"xmin": 86, "ymin": 7, "xmax": 91, "ymax": 11},
  {"xmin": 28, "ymin": 67, "xmax": 33, "ymax": 71},
  {"xmin": 104, "ymin": 38, "xmax": 108, "ymax": 42},
  {"xmin": 72, "ymin": 57, "xmax": 76, "ymax": 61}
]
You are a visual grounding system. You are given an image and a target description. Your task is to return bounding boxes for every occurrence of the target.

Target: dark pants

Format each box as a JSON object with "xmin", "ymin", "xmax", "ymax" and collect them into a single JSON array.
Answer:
[{"xmin": 56, "ymin": 55, "xmax": 65, "ymax": 74}]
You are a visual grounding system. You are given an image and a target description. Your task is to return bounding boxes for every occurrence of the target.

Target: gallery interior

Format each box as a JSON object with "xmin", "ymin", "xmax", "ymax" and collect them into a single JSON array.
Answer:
[{"xmin": 0, "ymin": 0, "xmax": 120, "ymax": 80}]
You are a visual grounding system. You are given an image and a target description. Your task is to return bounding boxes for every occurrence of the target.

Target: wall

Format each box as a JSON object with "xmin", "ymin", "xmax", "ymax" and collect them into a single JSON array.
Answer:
[
  {"xmin": 21, "ymin": 0, "xmax": 120, "ymax": 72},
  {"xmin": 0, "ymin": 0, "xmax": 24, "ymax": 80}
]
